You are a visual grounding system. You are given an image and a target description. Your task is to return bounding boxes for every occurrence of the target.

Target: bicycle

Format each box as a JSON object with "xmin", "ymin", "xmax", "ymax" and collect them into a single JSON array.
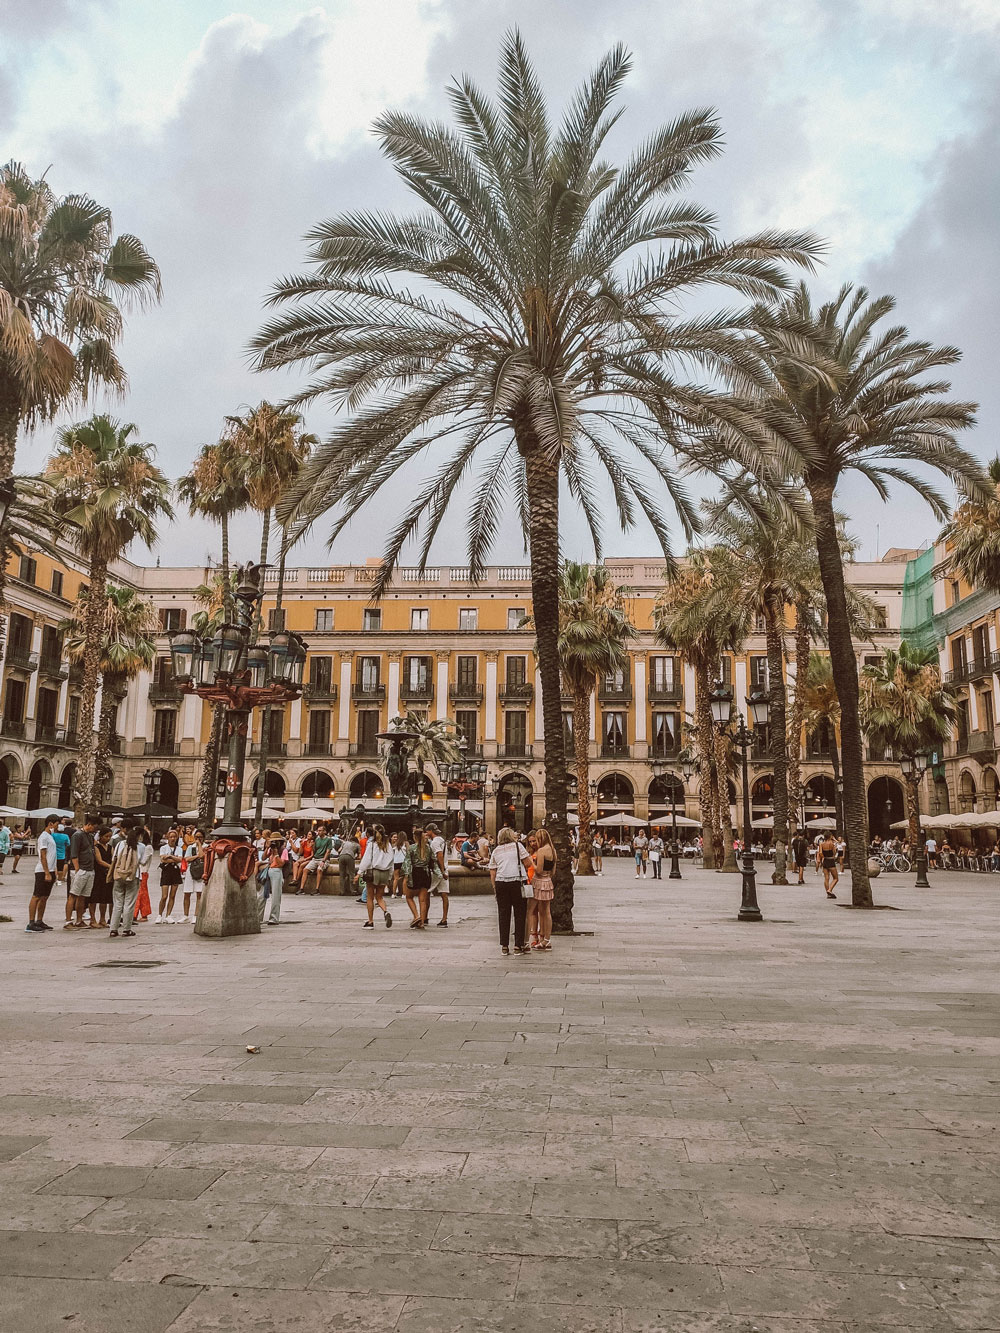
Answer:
[{"xmin": 878, "ymin": 850, "xmax": 911, "ymax": 873}]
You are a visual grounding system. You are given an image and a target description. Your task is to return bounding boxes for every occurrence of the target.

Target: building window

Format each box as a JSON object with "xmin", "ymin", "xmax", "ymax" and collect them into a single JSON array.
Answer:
[
  {"xmin": 649, "ymin": 655, "xmax": 678, "ymax": 692},
  {"xmin": 153, "ymin": 709, "xmax": 176, "ymax": 748},
  {"xmin": 973, "ymin": 624, "xmax": 990, "ymax": 664},
  {"xmin": 17, "ymin": 554, "xmax": 37, "ymax": 585},
  {"xmin": 315, "ymin": 608, "xmax": 334, "ymax": 632},
  {"xmin": 404, "ymin": 655, "xmax": 430, "ymax": 692},
  {"xmin": 504, "ymin": 710, "xmax": 527, "ymax": 752},
  {"xmin": 309, "ymin": 656, "xmax": 333, "ymax": 690},
  {"xmin": 718, "ymin": 655, "xmax": 733, "ymax": 685},
  {"xmin": 410, "ymin": 608, "xmax": 428, "ymax": 631},
  {"xmin": 459, "ymin": 608, "xmax": 478, "ymax": 631},
  {"xmin": 159, "ymin": 607, "xmax": 186, "ymax": 631},
  {"xmin": 3, "ymin": 677, "xmax": 26, "ymax": 724},
  {"xmin": 362, "ymin": 608, "xmax": 381, "ymax": 631},
  {"xmin": 153, "ymin": 655, "xmax": 174, "ymax": 687},
  {"xmin": 982, "ymin": 690, "xmax": 995, "ymax": 734},
  {"xmin": 951, "ymin": 637, "xmax": 967, "ymax": 675},
  {"xmin": 562, "ymin": 710, "xmax": 574, "ymax": 750},
  {"xmin": 750, "ymin": 656, "xmax": 768, "ymax": 690},
  {"xmin": 950, "ymin": 580, "xmax": 961, "ymax": 605},
  {"xmin": 357, "ymin": 710, "xmax": 380, "ymax": 751},
  {"xmin": 505, "ymin": 656, "xmax": 527, "ymax": 689},
  {"xmin": 754, "ymin": 612, "xmax": 766, "ymax": 634},
  {"xmin": 262, "ymin": 710, "xmax": 283, "ymax": 749},
  {"xmin": 50, "ymin": 570, "xmax": 64, "ymax": 597},
  {"xmin": 864, "ymin": 654, "xmax": 882, "ymax": 668},
  {"xmin": 66, "ymin": 694, "xmax": 80, "ymax": 737},
  {"xmin": 455, "ymin": 709, "xmax": 478, "ymax": 751},
  {"xmin": 651, "ymin": 711, "xmax": 680, "ymax": 756},
  {"xmin": 268, "ymin": 608, "xmax": 286, "ymax": 631},
  {"xmin": 603, "ymin": 711, "xmax": 626, "ymax": 753},
  {"xmin": 357, "ymin": 655, "xmax": 380, "ymax": 690},
  {"xmin": 307, "ymin": 709, "xmax": 330, "ymax": 750},
  {"xmin": 457, "ymin": 655, "xmax": 477, "ymax": 688},
  {"xmin": 507, "ymin": 607, "xmax": 526, "ymax": 630}
]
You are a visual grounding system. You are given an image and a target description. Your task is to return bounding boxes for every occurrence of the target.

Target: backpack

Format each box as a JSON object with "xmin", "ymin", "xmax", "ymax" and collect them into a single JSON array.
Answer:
[{"xmin": 187, "ymin": 855, "xmax": 205, "ymax": 882}]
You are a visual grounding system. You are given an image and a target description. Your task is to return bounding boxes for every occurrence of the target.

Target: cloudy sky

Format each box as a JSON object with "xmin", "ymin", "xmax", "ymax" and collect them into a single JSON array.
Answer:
[{"xmin": 4, "ymin": 0, "xmax": 998, "ymax": 569}]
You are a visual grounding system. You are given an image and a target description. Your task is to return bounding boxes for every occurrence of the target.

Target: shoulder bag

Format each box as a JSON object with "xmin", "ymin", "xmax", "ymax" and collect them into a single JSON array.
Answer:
[{"xmin": 517, "ymin": 844, "xmax": 533, "ymax": 899}]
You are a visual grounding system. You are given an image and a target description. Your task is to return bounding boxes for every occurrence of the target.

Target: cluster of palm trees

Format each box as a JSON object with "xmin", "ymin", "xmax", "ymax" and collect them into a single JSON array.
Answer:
[{"xmin": 0, "ymin": 39, "xmax": 989, "ymax": 930}]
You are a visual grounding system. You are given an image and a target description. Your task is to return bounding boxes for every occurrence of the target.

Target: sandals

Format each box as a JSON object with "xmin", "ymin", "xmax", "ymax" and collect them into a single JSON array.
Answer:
[{"xmin": 529, "ymin": 934, "xmax": 541, "ymax": 949}]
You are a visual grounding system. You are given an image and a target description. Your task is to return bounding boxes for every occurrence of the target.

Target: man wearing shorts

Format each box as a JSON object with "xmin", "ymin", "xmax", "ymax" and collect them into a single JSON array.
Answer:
[
  {"xmin": 304, "ymin": 824, "xmax": 333, "ymax": 895},
  {"xmin": 26, "ymin": 815, "xmax": 60, "ymax": 932},
  {"xmin": 426, "ymin": 823, "xmax": 449, "ymax": 927},
  {"xmin": 67, "ymin": 813, "xmax": 100, "ymax": 929}
]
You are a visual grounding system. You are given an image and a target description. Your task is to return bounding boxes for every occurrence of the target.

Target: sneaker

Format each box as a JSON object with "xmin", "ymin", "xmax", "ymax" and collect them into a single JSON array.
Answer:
[
  {"xmin": 165, "ymin": 916, "xmax": 177, "ymax": 924},
  {"xmin": 154, "ymin": 915, "xmax": 163, "ymax": 924},
  {"xmin": 362, "ymin": 921, "xmax": 374, "ymax": 929},
  {"xmin": 25, "ymin": 921, "xmax": 42, "ymax": 932},
  {"xmin": 180, "ymin": 915, "xmax": 190, "ymax": 924},
  {"xmin": 501, "ymin": 946, "xmax": 510, "ymax": 955},
  {"xmin": 384, "ymin": 911, "xmax": 392, "ymax": 929},
  {"xmin": 266, "ymin": 920, "xmax": 278, "ymax": 926},
  {"xmin": 437, "ymin": 920, "xmax": 448, "ymax": 928},
  {"xmin": 38, "ymin": 921, "xmax": 53, "ymax": 931}
]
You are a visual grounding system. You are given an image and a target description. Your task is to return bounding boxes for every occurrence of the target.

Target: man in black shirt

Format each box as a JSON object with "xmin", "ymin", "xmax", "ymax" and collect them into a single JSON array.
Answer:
[
  {"xmin": 792, "ymin": 830, "xmax": 810, "ymax": 885},
  {"xmin": 67, "ymin": 813, "xmax": 100, "ymax": 929}
]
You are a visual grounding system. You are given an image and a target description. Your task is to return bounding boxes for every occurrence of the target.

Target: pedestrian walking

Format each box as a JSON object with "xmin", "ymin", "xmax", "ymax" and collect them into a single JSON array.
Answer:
[
  {"xmin": 134, "ymin": 830, "xmax": 153, "ymax": 922},
  {"xmin": 66, "ymin": 813, "xmax": 99, "ymax": 929},
  {"xmin": 180, "ymin": 829, "xmax": 206, "ymax": 923},
  {"xmin": 426, "ymin": 822, "xmax": 449, "ymax": 927},
  {"xmin": 488, "ymin": 827, "xmax": 533, "ymax": 956},
  {"xmin": 357, "ymin": 824, "xmax": 393, "ymax": 929},
  {"xmin": 529, "ymin": 827, "xmax": 556, "ymax": 951},
  {"xmin": 792, "ymin": 831, "xmax": 810, "ymax": 884},
  {"xmin": 632, "ymin": 830, "xmax": 648, "ymax": 877},
  {"xmin": 337, "ymin": 831, "xmax": 359, "ymax": 898},
  {"xmin": 0, "ymin": 820, "xmax": 10, "ymax": 882},
  {"xmin": 817, "ymin": 833, "xmax": 839, "ymax": 898},
  {"xmin": 89, "ymin": 827, "xmax": 114, "ymax": 927},
  {"xmin": 405, "ymin": 826, "xmax": 434, "ymax": 928},
  {"xmin": 109, "ymin": 829, "xmax": 140, "ymax": 936},
  {"xmin": 259, "ymin": 835, "xmax": 285, "ymax": 925},
  {"xmin": 11, "ymin": 824, "xmax": 27, "ymax": 873},
  {"xmin": 648, "ymin": 833, "xmax": 664, "ymax": 879},
  {"xmin": 391, "ymin": 832, "xmax": 406, "ymax": 896},
  {"xmin": 156, "ymin": 830, "xmax": 183, "ymax": 922},
  {"xmin": 592, "ymin": 832, "xmax": 604, "ymax": 874},
  {"xmin": 25, "ymin": 814, "xmax": 59, "ymax": 933}
]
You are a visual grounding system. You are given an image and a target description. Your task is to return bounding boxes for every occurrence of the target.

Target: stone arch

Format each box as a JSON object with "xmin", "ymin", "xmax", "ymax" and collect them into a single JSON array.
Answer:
[
  {"xmin": 596, "ymin": 772, "xmax": 634, "ymax": 810},
  {"xmin": 496, "ymin": 771, "xmax": 533, "ymax": 833},
  {"xmin": 251, "ymin": 770, "xmax": 286, "ymax": 798},
  {"xmin": 58, "ymin": 763, "xmax": 76, "ymax": 809},
  {"xmin": 981, "ymin": 766, "xmax": 998, "ymax": 811},
  {"xmin": 301, "ymin": 770, "xmax": 336, "ymax": 802},
  {"xmin": 648, "ymin": 773, "xmax": 685, "ymax": 806},
  {"xmin": 868, "ymin": 774, "xmax": 904, "ymax": 837},
  {"xmin": 750, "ymin": 774, "xmax": 773, "ymax": 815},
  {"xmin": 156, "ymin": 770, "xmax": 180, "ymax": 811},
  {"xmin": 958, "ymin": 768, "xmax": 978, "ymax": 812},
  {"xmin": 26, "ymin": 759, "xmax": 52, "ymax": 810},
  {"xmin": 348, "ymin": 770, "xmax": 384, "ymax": 801}
]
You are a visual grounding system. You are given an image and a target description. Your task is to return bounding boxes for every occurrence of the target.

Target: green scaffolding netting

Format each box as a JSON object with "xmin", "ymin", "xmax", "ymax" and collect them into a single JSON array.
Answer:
[{"xmin": 900, "ymin": 547, "xmax": 937, "ymax": 651}]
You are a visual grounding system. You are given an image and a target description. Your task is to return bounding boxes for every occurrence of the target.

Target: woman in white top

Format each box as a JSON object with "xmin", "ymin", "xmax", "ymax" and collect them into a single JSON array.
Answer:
[
  {"xmin": 180, "ymin": 830, "xmax": 205, "ymax": 924},
  {"xmin": 488, "ymin": 828, "xmax": 533, "ymax": 956},
  {"xmin": 390, "ymin": 832, "xmax": 406, "ymax": 898},
  {"xmin": 357, "ymin": 824, "xmax": 393, "ymax": 930}
]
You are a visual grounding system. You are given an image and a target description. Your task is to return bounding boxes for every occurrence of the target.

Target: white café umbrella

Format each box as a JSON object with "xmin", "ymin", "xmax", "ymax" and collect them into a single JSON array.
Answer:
[
  {"xmin": 595, "ymin": 812, "xmax": 647, "ymax": 827},
  {"xmin": 803, "ymin": 816, "xmax": 838, "ymax": 830},
  {"xmin": 0, "ymin": 805, "xmax": 29, "ymax": 817},
  {"xmin": 281, "ymin": 806, "xmax": 340, "ymax": 821},
  {"xmin": 178, "ymin": 803, "xmax": 283, "ymax": 821},
  {"xmin": 649, "ymin": 813, "xmax": 701, "ymax": 828},
  {"xmin": 751, "ymin": 816, "xmax": 774, "ymax": 828},
  {"xmin": 27, "ymin": 807, "xmax": 74, "ymax": 819}
]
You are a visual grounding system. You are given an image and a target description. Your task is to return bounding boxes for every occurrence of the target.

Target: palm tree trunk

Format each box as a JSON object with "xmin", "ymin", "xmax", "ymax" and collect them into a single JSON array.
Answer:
[
  {"xmin": 830, "ymin": 732, "xmax": 843, "ymax": 831},
  {"xmin": 714, "ymin": 727, "xmax": 738, "ymax": 871},
  {"xmin": 252, "ymin": 508, "xmax": 272, "ymax": 641},
  {"xmin": 255, "ymin": 524, "xmax": 288, "ymax": 825},
  {"xmin": 221, "ymin": 509, "xmax": 233, "ymax": 621},
  {"xmin": 521, "ymin": 439, "xmax": 574, "ymax": 932},
  {"xmin": 94, "ymin": 675, "xmax": 121, "ymax": 807},
  {"xmin": 198, "ymin": 706, "xmax": 225, "ymax": 827},
  {"xmin": 0, "ymin": 377, "xmax": 20, "ymax": 483},
  {"xmin": 694, "ymin": 665, "xmax": 717, "ymax": 869},
  {"xmin": 574, "ymin": 686, "xmax": 594, "ymax": 875},
  {"xmin": 808, "ymin": 481, "xmax": 873, "ymax": 907},
  {"xmin": 765, "ymin": 590, "xmax": 789, "ymax": 884},
  {"xmin": 905, "ymin": 772, "xmax": 921, "ymax": 849},
  {"xmin": 74, "ymin": 557, "xmax": 108, "ymax": 819},
  {"xmin": 787, "ymin": 601, "xmax": 810, "ymax": 835}
]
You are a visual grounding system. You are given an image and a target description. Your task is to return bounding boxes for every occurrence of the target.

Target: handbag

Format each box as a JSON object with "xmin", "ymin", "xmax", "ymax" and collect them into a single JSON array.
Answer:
[{"xmin": 517, "ymin": 844, "xmax": 533, "ymax": 899}]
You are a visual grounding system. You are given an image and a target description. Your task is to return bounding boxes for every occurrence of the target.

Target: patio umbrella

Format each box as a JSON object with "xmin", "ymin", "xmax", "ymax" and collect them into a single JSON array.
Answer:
[
  {"xmin": 751, "ymin": 816, "xmax": 775, "ymax": 828},
  {"xmin": 804, "ymin": 816, "xmax": 838, "ymax": 830},
  {"xmin": 281, "ymin": 806, "xmax": 340, "ymax": 821},
  {"xmin": 649, "ymin": 813, "xmax": 701, "ymax": 828},
  {"xmin": 596, "ymin": 813, "xmax": 647, "ymax": 827},
  {"xmin": 27, "ymin": 807, "xmax": 74, "ymax": 819},
  {"xmin": 0, "ymin": 805, "xmax": 29, "ymax": 817}
]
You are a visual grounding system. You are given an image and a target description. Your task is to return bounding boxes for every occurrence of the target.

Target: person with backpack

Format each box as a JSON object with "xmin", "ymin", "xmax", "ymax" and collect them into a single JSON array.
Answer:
[
  {"xmin": 109, "ymin": 829, "xmax": 141, "ymax": 937},
  {"xmin": 258, "ymin": 835, "xmax": 286, "ymax": 925},
  {"xmin": 180, "ymin": 830, "xmax": 206, "ymax": 924},
  {"xmin": 404, "ymin": 827, "xmax": 434, "ymax": 929}
]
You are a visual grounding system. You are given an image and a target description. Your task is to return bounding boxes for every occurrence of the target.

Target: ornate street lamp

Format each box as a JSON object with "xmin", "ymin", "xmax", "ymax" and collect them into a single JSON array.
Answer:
[
  {"xmin": 651, "ymin": 756, "xmax": 684, "ymax": 880},
  {"xmin": 901, "ymin": 751, "xmax": 931, "ymax": 887},
  {"xmin": 167, "ymin": 563, "xmax": 305, "ymax": 938},
  {"xmin": 711, "ymin": 681, "xmax": 770, "ymax": 922},
  {"xmin": 441, "ymin": 736, "xmax": 489, "ymax": 836}
]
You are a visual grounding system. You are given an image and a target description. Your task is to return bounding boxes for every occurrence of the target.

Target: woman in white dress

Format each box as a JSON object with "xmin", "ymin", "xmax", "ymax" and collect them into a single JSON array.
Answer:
[{"xmin": 180, "ymin": 830, "xmax": 205, "ymax": 924}]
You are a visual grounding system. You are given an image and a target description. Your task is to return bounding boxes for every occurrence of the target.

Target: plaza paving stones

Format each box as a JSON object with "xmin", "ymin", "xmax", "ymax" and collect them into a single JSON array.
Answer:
[{"xmin": 1, "ymin": 858, "xmax": 999, "ymax": 1330}]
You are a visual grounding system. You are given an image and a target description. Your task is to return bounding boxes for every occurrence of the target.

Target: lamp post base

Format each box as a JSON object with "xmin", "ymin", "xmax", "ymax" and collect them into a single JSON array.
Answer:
[
  {"xmin": 195, "ymin": 848, "xmax": 261, "ymax": 938},
  {"xmin": 668, "ymin": 840, "xmax": 682, "ymax": 879},
  {"xmin": 914, "ymin": 851, "xmax": 930, "ymax": 889},
  {"xmin": 738, "ymin": 855, "xmax": 763, "ymax": 921}
]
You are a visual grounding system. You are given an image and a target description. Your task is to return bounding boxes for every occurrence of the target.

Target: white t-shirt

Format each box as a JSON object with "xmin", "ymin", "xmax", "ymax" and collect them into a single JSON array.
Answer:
[
  {"xmin": 925, "ymin": 837, "xmax": 937, "ymax": 852},
  {"xmin": 430, "ymin": 835, "xmax": 448, "ymax": 877},
  {"xmin": 35, "ymin": 830, "xmax": 57, "ymax": 875},
  {"xmin": 359, "ymin": 841, "xmax": 394, "ymax": 873},
  {"xmin": 137, "ymin": 841, "xmax": 154, "ymax": 869},
  {"xmin": 488, "ymin": 841, "xmax": 529, "ymax": 881}
]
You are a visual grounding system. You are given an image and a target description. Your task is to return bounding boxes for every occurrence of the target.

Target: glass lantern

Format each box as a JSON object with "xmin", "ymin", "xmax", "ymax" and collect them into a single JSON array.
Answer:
[
  {"xmin": 709, "ymin": 681, "xmax": 734, "ymax": 728},
  {"xmin": 246, "ymin": 644, "xmax": 269, "ymax": 689},
  {"xmin": 197, "ymin": 640, "xmax": 218, "ymax": 686},
  {"xmin": 267, "ymin": 631, "xmax": 291, "ymax": 684},
  {"xmin": 211, "ymin": 624, "xmax": 244, "ymax": 677},
  {"xmin": 167, "ymin": 629, "xmax": 199, "ymax": 684},
  {"xmin": 747, "ymin": 688, "xmax": 771, "ymax": 728}
]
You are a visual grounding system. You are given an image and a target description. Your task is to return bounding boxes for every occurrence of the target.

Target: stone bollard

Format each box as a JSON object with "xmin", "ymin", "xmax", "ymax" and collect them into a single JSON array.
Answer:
[{"xmin": 195, "ymin": 842, "xmax": 261, "ymax": 938}]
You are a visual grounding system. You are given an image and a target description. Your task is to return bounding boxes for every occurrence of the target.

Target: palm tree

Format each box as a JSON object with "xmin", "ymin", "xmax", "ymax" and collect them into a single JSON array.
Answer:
[
  {"xmin": 801, "ymin": 652, "xmax": 843, "ymax": 829},
  {"xmin": 943, "ymin": 456, "xmax": 1000, "ymax": 594},
  {"xmin": 46, "ymin": 415, "xmax": 172, "ymax": 815},
  {"xmin": 224, "ymin": 403, "xmax": 314, "ymax": 578},
  {"xmin": 62, "ymin": 584, "xmax": 157, "ymax": 805},
  {"xmin": 653, "ymin": 552, "xmax": 750, "ymax": 871},
  {"xmin": 251, "ymin": 35, "xmax": 820, "ymax": 930},
  {"xmin": 556, "ymin": 562, "xmax": 635, "ymax": 875},
  {"xmin": 0, "ymin": 161, "xmax": 161, "ymax": 482},
  {"xmin": 176, "ymin": 437, "xmax": 249, "ymax": 621},
  {"xmin": 397, "ymin": 713, "xmax": 463, "ymax": 782},
  {"xmin": 755, "ymin": 283, "xmax": 982, "ymax": 906},
  {"xmin": 860, "ymin": 642, "xmax": 955, "ymax": 847}
]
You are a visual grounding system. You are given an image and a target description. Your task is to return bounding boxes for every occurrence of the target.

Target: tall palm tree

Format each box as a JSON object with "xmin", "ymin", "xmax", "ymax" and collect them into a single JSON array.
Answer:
[
  {"xmin": 943, "ymin": 456, "xmax": 1000, "ymax": 594},
  {"xmin": 251, "ymin": 35, "xmax": 820, "ymax": 930},
  {"xmin": 62, "ymin": 584, "xmax": 157, "ymax": 805},
  {"xmin": 46, "ymin": 415, "xmax": 172, "ymax": 815},
  {"xmin": 556, "ymin": 562, "xmax": 635, "ymax": 875},
  {"xmin": 397, "ymin": 713, "xmax": 463, "ymax": 783},
  {"xmin": 801, "ymin": 652, "xmax": 843, "ymax": 829},
  {"xmin": 755, "ymin": 283, "xmax": 982, "ymax": 906},
  {"xmin": 224, "ymin": 402, "xmax": 314, "ymax": 578},
  {"xmin": 654, "ymin": 552, "xmax": 750, "ymax": 871},
  {"xmin": 0, "ymin": 161, "xmax": 161, "ymax": 482},
  {"xmin": 860, "ymin": 642, "xmax": 955, "ymax": 847}
]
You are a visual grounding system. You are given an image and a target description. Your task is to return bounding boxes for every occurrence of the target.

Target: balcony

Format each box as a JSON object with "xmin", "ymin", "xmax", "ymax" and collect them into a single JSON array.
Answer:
[
  {"xmin": 598, "ymin": 681, "xmax": 632, "ymax": 702},
  {"xmin": 251, "ymin": 742, "xmax": 287, "ymax": 757},
  {"xmin": 38, "ymin": 654, "xmax": 68, "ymax": 681},
  {"xmin": 303, "ymin": 681, "xmax": 338, "ymax": 702},
  {"xmin": 968, "ymin": 655, "xmax": 993, "ymax": 681},
  {"xmin": 33, "ymin": 724, "xmax": 67, "ymax": 746},
  {"xmin": 497, "ymin": 743, "xmax": 533, "ymax": 760},
  {"xmin": 351, "ymin": 682, "xmax": 386, "ymax": 703},
  {"xmin": 866, "ymin": 742, "xmax": 897, "ymax": 763},
  {"xmin": 144, "ymin": 740, "xmax": 180, "ymax": 756},
  {"xmin": 649, "ymin": 744, "xmax": 682, "ymax": 760},
  {"xmin": 449, "ymin": 683, "xmax": 483, "ymax": 703},
  {"xmin": 0, "ymin": 718, "xmax": 27, "ymax": 739},
  {"xmin": 600, "ymin": 742, "xmax": 631, "ymax": 760},
  {"xmin": 647, "ymin": 680, "xmax": 683, "ymax": 703},
  {"xmin": 5, "ymin": 645, "xmax": 37, "ymax": 674},
  {"xmin": 304, "ymin": 740, "xmax": 333, "ymax": 756},
  {"xmin": 499, "ymin": 682, "xmax": 534, "ymax": 703},
  {"xmin": 149, "ymin": 680, "xmax": 181, "ymax": 705},
  {"xmin": 400, "ymin": 680, "xmax": 434, "ymax": 703},
  {"xmin": 348, "ymin": 740, "xmax": 380, "ymax": 758}
]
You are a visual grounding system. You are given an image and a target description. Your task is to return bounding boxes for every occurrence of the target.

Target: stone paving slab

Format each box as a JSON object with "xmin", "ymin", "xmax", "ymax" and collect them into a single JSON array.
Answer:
[{"xmin": 1, "ymin": 860, "xmax": 999, "ymax": 1329}]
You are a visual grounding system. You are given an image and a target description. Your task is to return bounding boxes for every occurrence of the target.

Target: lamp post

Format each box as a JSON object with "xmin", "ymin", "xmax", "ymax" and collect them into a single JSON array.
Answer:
[
  {"xmin": 710, "ymin": 681, "xmax": 770, "ymax": 922},
  {"xmin": 143, "ymin": 767, "xmax": 162, "ymax": 838},
  {"xmin": 440, "ymin": 738, "xmax": 489, "ymax": 838},
  {"xmin": 651, "ymin": 755, "xmax": 693, "ymax": 880},
  {"xmin": 901, "ymin": 751, "xmax": 931, "ymax": 888},
  {"xmin": 167, "ymin": 564, "xmax": 307, "ymax": 936}
]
